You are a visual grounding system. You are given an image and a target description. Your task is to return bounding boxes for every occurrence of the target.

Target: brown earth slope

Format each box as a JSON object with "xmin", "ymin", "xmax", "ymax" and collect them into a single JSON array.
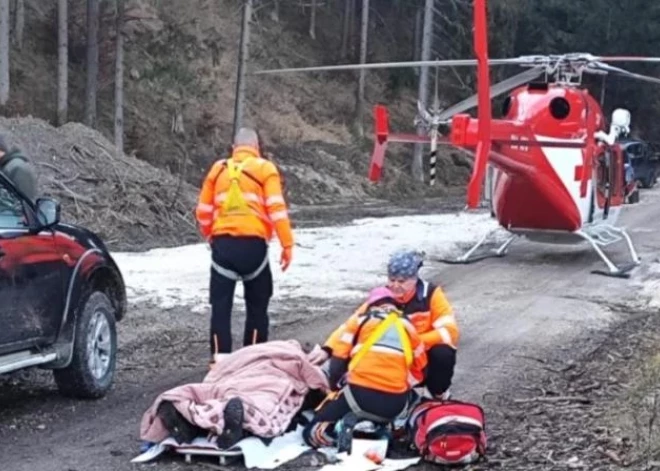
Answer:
[{"xmin": 4, "ymin": 0, "xmax": 472, "ymax": 211}]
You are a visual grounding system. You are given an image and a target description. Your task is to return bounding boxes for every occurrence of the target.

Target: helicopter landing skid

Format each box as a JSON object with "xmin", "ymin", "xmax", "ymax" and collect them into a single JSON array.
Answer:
[
  {"xmin": 436, "ymin": 233, "xmax": 517, "ymax": 265},
  {"xmin": 575, "ymin": 225, "xmax": 641, "ymax": 279}
]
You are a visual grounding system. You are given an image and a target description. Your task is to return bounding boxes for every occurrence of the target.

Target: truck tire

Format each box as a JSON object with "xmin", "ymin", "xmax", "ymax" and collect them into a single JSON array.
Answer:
[{"xmin": 53, "ymin": 291, "xmax": 118, "ymax": 399}]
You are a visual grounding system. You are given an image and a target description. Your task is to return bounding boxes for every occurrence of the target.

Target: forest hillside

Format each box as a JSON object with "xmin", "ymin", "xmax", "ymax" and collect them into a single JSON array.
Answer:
[{"xmin": 2, "ymin": 0, "xmax": 660, "ymax": 208}]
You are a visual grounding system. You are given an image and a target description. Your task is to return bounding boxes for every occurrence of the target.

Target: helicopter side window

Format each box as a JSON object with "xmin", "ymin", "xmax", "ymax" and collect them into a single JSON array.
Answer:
[{"xmin": 549, "ymin": 97, "xmax": 570, "ymax": 120}]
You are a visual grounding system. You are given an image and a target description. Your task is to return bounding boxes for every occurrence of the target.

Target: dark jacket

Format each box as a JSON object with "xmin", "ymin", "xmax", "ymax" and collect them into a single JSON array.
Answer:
[{"xmin": 0, "ymin": 148, "xmax": 37, "ymax": 202}]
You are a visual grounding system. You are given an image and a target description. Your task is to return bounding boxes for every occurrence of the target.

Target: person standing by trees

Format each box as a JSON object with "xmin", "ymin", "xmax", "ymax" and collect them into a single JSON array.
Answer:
[{"xmin": 195, "ymin": 128, "xmax": 294, "ymax": 366}]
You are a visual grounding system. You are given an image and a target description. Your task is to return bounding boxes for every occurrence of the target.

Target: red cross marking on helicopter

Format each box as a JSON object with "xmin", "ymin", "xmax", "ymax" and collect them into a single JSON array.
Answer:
[{"xmin": 574, "ymin": 165, "xmax": 584, "ymax": 181}]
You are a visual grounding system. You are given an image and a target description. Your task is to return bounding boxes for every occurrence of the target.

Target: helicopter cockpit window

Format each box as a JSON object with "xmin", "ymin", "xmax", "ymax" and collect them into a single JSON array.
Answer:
[
  {"xmin": 549, "ymin": 97, "xmax": 570, "ymax": 120},
  {"xmin": 501, "ymin": 96, "xmax": 513, "ymax": 117}
]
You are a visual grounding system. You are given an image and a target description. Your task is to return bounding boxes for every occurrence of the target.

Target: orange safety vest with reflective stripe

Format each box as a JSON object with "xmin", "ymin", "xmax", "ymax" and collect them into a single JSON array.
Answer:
[
  {"xmin": 330, "ymin": 308, "xmax": 428, "ymax": 395},
  {"xmin": 325, "ymin": 280, "xmax": 459, "ymax": 353},
  {"xmin": 195, "ymin": 146, "xmax": 294, "ymax": 248}
]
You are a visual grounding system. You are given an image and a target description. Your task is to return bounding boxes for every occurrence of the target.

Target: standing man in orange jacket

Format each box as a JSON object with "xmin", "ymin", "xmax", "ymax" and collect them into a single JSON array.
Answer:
[{"xmin": 195, "ymin": 128, "xmax": 294, "ymax": 363}]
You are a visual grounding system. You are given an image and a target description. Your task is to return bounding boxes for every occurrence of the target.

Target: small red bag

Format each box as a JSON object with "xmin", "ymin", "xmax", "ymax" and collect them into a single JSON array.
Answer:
[{"xmin": 408, "ymin": 399, "xmax": 487, "ymax": 465}]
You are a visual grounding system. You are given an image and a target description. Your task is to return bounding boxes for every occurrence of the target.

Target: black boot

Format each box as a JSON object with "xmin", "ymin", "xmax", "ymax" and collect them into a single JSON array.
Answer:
[
  {"xmin": 336, "ymin": 412, "xmax": 359, "ymax": 454},
  {"xmin": 217, "ymin": 397, "xmax": 245, "ymax": 449},
  {"xmin": 156, "ymin": 401, "xmax": 201, "ymax": 444}
]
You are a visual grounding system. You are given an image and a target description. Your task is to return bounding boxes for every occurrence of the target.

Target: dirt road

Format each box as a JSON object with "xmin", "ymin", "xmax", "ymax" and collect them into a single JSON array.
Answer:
[{"xmin": 1, "ymin": 188, "xmax": 659, "ymax": 471}]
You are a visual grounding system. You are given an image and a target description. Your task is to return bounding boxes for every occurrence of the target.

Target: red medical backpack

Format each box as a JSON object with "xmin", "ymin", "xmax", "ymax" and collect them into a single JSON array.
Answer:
[{"xmin": 407, "ymin": 399, "xmax": 487, "ymax": 465}]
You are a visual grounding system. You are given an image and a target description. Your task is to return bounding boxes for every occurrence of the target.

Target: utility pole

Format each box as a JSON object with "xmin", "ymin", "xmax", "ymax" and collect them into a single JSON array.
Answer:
[
  {"xmin": 413, "ymin": 0, "xmax": 434, "ymax": 183},
  {"xmin": 233, "ymin": 0, "xmax": 252, "ymax": 138},
  {"xmin": 355, "ymin": 0, "xmax": 369, "ymax": 138}
]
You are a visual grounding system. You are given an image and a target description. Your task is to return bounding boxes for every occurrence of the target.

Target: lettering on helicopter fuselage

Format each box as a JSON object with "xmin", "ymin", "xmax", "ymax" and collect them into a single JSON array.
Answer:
[{"xmin": 510, "ymin": 134, "xmax": 529, "ymax": 151}]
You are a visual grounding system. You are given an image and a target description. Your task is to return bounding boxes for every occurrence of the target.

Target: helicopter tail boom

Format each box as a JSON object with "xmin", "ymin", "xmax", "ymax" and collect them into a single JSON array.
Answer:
[{"xmin": 369, "ymin": 104, "xmax": 450, "ymax": 181}]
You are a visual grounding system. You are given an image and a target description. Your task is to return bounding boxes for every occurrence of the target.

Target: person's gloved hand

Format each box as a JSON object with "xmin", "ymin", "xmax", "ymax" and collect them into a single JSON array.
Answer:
[
  {"xmin": 280, "ymin": 246, "xmax": 292, "ymax": 272},
  {"xmin": 307, "ymin": 344, "xmax": 329, "ymax": 365}
]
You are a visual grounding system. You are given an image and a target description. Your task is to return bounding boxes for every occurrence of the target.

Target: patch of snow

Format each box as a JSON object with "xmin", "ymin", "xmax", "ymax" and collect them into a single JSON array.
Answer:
[
  {"xmin": 639, "ymin": 261, "xmax": 660, "ymax": 309},
  {"xmin": 112, "ymin": 211, "xmax": 501, "ymax": 312}
]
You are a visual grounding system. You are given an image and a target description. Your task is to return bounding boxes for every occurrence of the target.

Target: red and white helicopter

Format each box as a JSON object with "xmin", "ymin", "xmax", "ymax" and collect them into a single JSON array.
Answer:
[{"xmin": 255, "ymin": 0, "xmax": 660, "ymax": 278}]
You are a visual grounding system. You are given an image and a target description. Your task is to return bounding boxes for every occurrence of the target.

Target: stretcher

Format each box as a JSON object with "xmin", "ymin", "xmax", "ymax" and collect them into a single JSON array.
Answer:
[{"xmin": 131, "ymin": 436, "xmax": 243, "ymax": 466}]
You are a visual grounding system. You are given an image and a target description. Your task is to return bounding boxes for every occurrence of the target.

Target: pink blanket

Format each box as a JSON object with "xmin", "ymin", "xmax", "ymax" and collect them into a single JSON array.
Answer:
[{"xmin": 139, "ymin": 340, "xmax": 329, "ymax": 443}]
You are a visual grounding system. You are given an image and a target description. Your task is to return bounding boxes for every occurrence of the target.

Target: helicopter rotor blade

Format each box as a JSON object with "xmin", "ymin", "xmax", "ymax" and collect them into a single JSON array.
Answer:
[
  {"xmin": 253, "ymin": 53, "xmax": 660, "ymax": 76},
  {"xmin": 252, "ymin": 57, "xmax": 532, "ymax": 75},
  {"xmin": 435, "ymin": 65, "xmax": 546, "ymax": 121},
  {"xmin": 587, "ymin": 61, "xmax": 660, "ymax": 85},
  {"xmin": 594, "ymin": 56, "xmax": 660, "ymax": 64}
]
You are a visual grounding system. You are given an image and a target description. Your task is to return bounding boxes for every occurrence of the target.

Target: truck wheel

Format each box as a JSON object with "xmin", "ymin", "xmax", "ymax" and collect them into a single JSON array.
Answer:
[{"xmin": 53, "ymin": 291, "xmax": 117, "ymax": 399}]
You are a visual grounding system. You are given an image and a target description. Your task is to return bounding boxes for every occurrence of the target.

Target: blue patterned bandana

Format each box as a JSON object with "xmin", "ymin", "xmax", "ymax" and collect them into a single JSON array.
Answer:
[{"xmin": 387, "ymin": 249, "xmax": 424, "ymax": 279}]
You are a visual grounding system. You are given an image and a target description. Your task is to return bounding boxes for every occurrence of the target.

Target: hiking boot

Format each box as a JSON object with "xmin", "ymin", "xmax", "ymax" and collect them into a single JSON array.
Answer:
[
  {"xmin": 335, "ymin": 412, "xmax": 359, "ymax": 454},
  {"xmin": 156, "ymin": 401, "xmax": 200, "ymax": 444},
  {"xmin": 217, "ymin": 397, "xmax": 245, "ymax": 449}
]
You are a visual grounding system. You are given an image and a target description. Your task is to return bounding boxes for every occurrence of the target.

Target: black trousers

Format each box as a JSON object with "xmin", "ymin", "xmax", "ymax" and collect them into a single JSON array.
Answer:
[
  {"xmin": 302, "ymin": 384, "xmax": 409, "ymax": 448},
  {"xmin": 424, "ymin": 344, "xmax": 457, "ymax": 396},
  {"xmin": 209, "ymin": 235, "xmax": 273, "ymax": 355}
]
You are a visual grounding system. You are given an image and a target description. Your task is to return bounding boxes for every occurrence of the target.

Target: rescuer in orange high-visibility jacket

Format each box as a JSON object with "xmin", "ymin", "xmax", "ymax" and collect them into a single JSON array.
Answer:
[
  {"xmin": 309, "ymin": 249, "xmax": 459, "ymax": 400},
  {"xmin": 302, "ymin": 287, "xmax": 427, "ymax": 450},
  {"xmin": 195, "ymin": 127, "xmax": 294, "ymax": 363}
]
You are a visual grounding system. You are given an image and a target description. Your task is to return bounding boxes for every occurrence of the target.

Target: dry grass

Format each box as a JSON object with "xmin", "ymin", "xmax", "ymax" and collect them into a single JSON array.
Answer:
[{"xmin": 612, "ymin": 346, "xmax": 660, "ymax": 467}]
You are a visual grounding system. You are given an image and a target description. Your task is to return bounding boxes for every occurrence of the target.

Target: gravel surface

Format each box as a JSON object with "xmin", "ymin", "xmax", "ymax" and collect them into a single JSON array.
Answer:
[{"xmin": 1, "ymin": 183, "xmax": 659, "ymax": 471}]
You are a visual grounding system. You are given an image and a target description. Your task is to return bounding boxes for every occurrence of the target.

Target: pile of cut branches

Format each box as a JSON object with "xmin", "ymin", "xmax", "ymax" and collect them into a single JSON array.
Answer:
[{"xmin": 0, "ymin": 117, "xmax": 201, "ymax": 251}]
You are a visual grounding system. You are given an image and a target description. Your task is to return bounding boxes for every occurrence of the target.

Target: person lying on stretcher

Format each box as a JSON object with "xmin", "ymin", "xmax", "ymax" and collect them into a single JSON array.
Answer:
[{"xmin": 302, "ymin": 287, "xmax": 428, "ymax": 452}]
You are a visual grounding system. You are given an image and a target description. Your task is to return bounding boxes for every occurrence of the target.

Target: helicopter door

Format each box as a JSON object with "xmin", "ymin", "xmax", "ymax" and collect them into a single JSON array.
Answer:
[
  {"xmin": 610, "ymin": 145, "xmax": 625, "ymax": 206},
  {"xmin": 595, "ymin": 148, "xmax": 613, "ymax": 219}
]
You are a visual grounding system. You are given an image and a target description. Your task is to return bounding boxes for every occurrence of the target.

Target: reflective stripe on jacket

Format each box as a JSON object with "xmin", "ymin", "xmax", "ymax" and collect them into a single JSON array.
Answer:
[
  {"xmin": 195, "ymin": 146, "xmax": 293, "ymax": 248},
  {"xmin": 330, "ymin": 309, "xmax": 427, "ymax": 394},
  {"xmin": 325, "ymin": 279, "xmax": 459, "ymax": 352}
]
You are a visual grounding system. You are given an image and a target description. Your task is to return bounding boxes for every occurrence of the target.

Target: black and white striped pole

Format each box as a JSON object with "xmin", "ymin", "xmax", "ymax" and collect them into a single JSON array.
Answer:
[{"xmin": 429, "ymin": 127, "xmax": 438, "ymax": 186}]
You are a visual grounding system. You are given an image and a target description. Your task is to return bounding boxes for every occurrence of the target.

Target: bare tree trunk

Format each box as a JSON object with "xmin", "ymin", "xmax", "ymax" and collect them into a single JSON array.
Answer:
[
  {"xmin": 309, "ymin": 0, "xmax": 317, "ymax": 39},
  {"xmin": 14, "ymin": 0, "xmax": 23, "ymax": 49},
  {"xmin": 599, "ymin": 8, "xmax": 612, "ymax": 106},
  {"xmin": 354, "ymin": 0, "xmax": 369, "ymax": 138},
  {"xmin": 0, "ymin": 0, "xmax": 9, "ymax": 107},
  {"xmin": 114, "ymin": 0, "xmax": 124, "ymax": 152},
  {"xmin": 413, "ymin": 6, "xmax": 422, "ymax": 71},
  {"xmin": 412, "ymin": 0, "xmax": 434, "ymax": 183},
  {"xmin": 57, "ymin": 0, "xmax": 68, "ymax": 126},
  {"xmin": 84, "ymin": 0, "xmax": 99, "ymax": 128},
  {"xmin": 339, "ymin": 0, "xmax": 351, "ymax": 60},
  {"xmin": 270, "ymin": 0, "xmax": 279, "ymax": 22},
  {"xmin": 347, "ymin": 0, "xmax": 356, "ymax": 60},
  {"xmin": 232, "ymin": 0, "xmax": 252, "ymax": 138}
]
